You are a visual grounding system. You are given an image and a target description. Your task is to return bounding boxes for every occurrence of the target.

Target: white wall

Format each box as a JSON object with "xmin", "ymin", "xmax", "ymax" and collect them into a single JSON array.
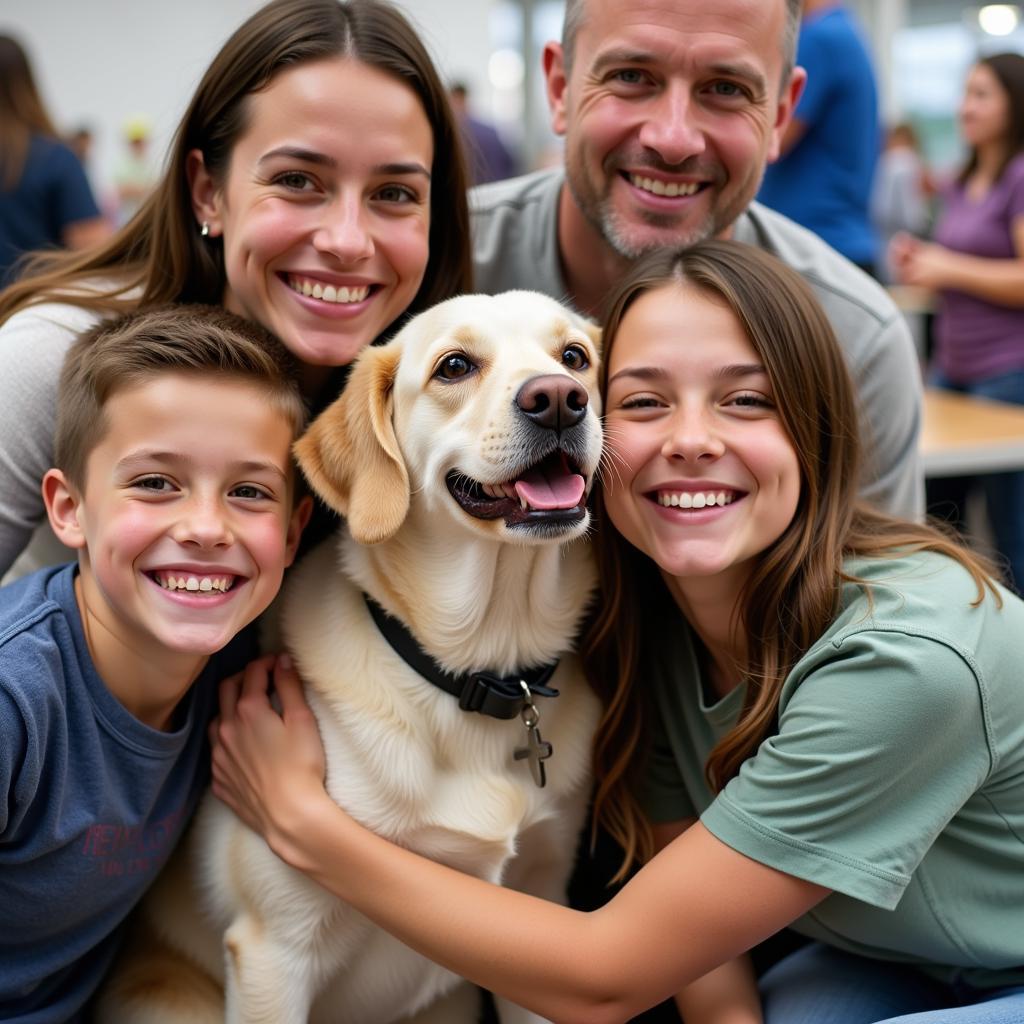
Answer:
[{"xmin": 0, "ymin": 0, "xmax": 497, "ymax": 210}]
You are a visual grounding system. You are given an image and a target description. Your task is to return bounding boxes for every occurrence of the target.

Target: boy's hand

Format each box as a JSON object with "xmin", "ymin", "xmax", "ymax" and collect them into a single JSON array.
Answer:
[{"xmin": 210, "ymin": 653, "xmax": 329, "ymax": 857}]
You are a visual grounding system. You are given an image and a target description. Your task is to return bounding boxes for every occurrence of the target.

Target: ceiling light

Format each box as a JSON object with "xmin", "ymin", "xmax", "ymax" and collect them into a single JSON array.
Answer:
[{"xmin": 978, "ymin": 4, "xmax": 1020, "ymax": 35}]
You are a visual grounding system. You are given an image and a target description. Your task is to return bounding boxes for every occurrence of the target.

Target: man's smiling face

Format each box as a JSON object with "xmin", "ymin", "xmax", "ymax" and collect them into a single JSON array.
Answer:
[{"xmin": 546, "ymin": 0, "xmax": 803, "ymax": 255}]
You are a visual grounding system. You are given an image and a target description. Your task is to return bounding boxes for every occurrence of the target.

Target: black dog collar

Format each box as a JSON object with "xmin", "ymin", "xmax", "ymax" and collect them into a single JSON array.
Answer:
[{"xmin": 363, "ymin": 595, "xmax": 560, "ymax": 720}]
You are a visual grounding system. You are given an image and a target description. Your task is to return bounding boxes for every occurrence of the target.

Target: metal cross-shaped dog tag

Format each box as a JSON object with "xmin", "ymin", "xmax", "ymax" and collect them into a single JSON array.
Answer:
[{"xmin": 514, "ymin": 682, "xmax": 553, "ymax": 788}]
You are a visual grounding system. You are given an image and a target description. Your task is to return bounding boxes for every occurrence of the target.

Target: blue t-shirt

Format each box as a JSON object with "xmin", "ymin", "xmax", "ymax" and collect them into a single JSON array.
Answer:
[
  {"xmin": 0, "ymin": 135, "xmax": 100, "ymax": 285},
  {"xmin": 0, "ymin": 564, "xmax": 255, "ymax": 1023},
  {"xmin": 757, "ymin": 5, "xmax": 880, "ymax": 266}
]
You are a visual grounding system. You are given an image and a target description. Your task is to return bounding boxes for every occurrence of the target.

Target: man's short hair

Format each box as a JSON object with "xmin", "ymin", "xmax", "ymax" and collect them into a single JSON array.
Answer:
[
  {"xmin": 562, "ymin": 0, "xmax": 802, "ymax": 82},
  {"xmin": 55, "ymin": 304, "xmax": 308, "ymax": 491}
]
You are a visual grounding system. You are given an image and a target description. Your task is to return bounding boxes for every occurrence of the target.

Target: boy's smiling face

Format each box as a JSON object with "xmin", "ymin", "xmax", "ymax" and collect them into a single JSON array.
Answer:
[{"xmin": 46, "ymin": 372, "xmax": 307, "ymax": 691}]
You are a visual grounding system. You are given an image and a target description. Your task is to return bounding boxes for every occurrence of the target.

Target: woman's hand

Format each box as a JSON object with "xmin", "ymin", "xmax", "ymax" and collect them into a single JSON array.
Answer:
[
  {"xmin": 210, "ymin": 653, "xmax": 331, "ymax": 860},
  {"xmin": 891, "ymin": 224, "xmax": 1024, "ymax": 306},
  {"xmin": 890, "ymin": 231, "xmax": 962, "ymax": 290}
]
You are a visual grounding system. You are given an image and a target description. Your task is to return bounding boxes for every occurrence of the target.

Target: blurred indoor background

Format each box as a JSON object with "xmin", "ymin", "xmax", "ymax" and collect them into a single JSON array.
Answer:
[{"xmin": 3, "ymin": 0, "xmax": 1023, "ymax": 214}]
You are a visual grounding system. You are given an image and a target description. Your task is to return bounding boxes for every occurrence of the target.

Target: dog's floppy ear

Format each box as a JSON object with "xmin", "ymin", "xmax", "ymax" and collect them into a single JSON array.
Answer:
[{"xmin": 294, "ymin": 344, "xmax": 410, "ymax": 545}]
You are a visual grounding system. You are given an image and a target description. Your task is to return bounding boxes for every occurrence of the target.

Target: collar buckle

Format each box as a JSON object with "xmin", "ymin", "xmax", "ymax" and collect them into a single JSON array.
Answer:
[{"xmin": 458, "ymin": 672, "xmax": 559, "ymax": 719}]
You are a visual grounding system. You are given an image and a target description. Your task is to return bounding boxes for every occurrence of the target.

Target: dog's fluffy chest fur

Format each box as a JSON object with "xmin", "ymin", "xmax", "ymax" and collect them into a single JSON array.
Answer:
[{"xmin": 284, "ymin": 535, "xmax": 598, "ymax": 878}]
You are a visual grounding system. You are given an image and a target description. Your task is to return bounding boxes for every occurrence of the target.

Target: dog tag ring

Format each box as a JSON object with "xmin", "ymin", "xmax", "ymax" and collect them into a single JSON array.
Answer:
[{"xmin": 514, "ymin": 682, "xmax": 553, "ymax": 788}]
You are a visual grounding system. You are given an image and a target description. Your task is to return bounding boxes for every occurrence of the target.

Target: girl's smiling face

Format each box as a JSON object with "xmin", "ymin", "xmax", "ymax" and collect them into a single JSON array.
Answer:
[
  {"xmin": 602, "ymin": 282, "xmax": 800, "ymax": 595},
  {"xmin": 191, "ymin": 57, "xmax": 434, "ymax": 377}
]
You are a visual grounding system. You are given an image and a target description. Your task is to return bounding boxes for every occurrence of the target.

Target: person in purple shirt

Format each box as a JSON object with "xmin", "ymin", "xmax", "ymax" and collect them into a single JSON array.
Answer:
[{"xmin": 892, "ymin": 52, "xmax": 1024, "ymax": 593}]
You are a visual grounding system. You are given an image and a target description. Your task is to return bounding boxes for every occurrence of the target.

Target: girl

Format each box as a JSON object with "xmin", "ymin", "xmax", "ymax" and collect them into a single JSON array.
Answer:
[
  {"xmin": 211, "ymin": 240, "xmax": 1024, "ymax": 1024},
  {"xmin": 0, "ymin": 0, "xmax": 472, "ymax": 579},
  {"xmin": 891, "ymin": 53, "xmax": 1024, "ymax": 593}
]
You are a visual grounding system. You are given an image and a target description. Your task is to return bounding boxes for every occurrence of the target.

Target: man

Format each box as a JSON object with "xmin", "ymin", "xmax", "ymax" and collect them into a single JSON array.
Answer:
[
  {"xmin": 758, "ymin": 0, "xmax": 881, "ymax": 275},
  {"xmin": 471, "ymin": 0, "xmax": 922, "ymax": 518}
]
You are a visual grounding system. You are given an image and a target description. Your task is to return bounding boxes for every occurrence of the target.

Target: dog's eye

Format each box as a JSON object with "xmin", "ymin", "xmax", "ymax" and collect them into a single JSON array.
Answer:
[
  {"xmin": 561, "ymin": 345, "xmax": 590, "ymax": 371},
  {"xmin": 436, "ymin": 354, "xmax": 476, "ymax": 380}
]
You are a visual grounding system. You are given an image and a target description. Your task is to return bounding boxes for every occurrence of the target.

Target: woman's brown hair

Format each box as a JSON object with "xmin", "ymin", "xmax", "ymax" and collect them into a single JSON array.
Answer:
[
  {"xmin": 0, "ymin": 34, "xmax": 59, "ymax": 187},
  {"xmin": 0, "ymin": 0, "xmax": 472, "ymax": 325},
  {"xmin": 584, "ymin": 240, "xmax": 1002, "ymax": 879}
]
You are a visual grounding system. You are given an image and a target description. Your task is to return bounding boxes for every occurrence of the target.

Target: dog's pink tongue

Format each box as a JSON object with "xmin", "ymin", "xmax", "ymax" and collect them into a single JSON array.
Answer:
[{"xmin": 514, "ymin": 467, "xmax": 586, "ymax": 510}]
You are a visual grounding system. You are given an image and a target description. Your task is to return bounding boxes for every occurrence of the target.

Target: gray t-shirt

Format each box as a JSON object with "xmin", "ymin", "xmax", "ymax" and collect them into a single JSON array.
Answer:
[
  {"xmin": 0, "ymin": 301, "xmax": 106, "ymax": 581},
  {"xmin": 642, "ymin": 550, "xmax": 1024, "ymax": 989},
  {"xmin": 471, "ymin": 169, "xmax": 924, "ymax": 518}
]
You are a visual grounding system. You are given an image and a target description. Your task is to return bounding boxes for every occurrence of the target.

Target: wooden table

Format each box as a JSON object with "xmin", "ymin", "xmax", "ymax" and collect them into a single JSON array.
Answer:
[{"xmin": 921, "ymin": 387, "xmax": 1024, "ymax": 477}]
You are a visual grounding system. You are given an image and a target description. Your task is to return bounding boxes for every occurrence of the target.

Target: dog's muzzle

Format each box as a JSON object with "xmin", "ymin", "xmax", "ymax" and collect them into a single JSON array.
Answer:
[
  {"xmin": 446, "ymin": 448, "xmax": 588, "ymax": 529},
  {"xmin": 446, "ymin": 375, "xmax": 596, "ymax": 531}
]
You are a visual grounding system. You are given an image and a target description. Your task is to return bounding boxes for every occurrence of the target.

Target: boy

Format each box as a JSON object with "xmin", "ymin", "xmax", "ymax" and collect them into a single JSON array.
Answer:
[{"xmin": 0, "ymin": 305, "xmax": 311, "ymax": 1022}]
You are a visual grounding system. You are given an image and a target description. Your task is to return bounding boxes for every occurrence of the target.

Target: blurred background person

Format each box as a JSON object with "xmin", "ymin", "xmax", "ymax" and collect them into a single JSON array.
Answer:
[
  {"xmin": 448, "ymin": 80, "xmax": 517, "ymax": 185},
  {"xmin": 65, "ymin": 122, "xmax": 94, "ymax": 169},
  {"xmin": 872, "ymin": 121, "xmax": 934, "ymax": 283},
  {"xmin": 0, "ymin": 33, "xmax": 108, "ymax": 285},
  {"xmin": 111, "ymin": 114, "xmax": 156, "ymax": 226},
  {"xmin": 891, "ymin": 52, "xmax": 1024, "ymax": 594},
  {"xmin": 758, "ymin": 0, "xmax": 881, "ymax": 276}
]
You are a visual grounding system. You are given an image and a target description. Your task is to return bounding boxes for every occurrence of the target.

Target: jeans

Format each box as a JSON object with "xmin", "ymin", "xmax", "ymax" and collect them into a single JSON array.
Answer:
[
  {"xmin": 926, "ymin": 368, "xmax": 1024, "ymax": 594},
  {"xmin": 761, "ymin": 943, "xmax": 1024, "ymax": 1023}
]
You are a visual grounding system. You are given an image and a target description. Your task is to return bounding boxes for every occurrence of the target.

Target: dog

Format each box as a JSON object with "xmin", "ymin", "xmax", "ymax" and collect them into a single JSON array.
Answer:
[{"xmin": 98, "ymin": 291, "xmax": 604, "ymax": 1024}]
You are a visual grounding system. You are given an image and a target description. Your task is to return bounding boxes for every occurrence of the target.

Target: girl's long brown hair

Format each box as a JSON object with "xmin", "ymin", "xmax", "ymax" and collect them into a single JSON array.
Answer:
[
  {"xmin": 584, "ymin": 241, "xmax": 1002, "ymax": 879},
  {"xmin": 0, "ymin": 0, "xmax": 472, "ymax": 325}
]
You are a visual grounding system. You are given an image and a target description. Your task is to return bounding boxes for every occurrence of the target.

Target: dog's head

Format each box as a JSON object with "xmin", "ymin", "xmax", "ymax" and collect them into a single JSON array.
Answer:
[{"xmin": 295, "ymin": 291, "xmax": 602, "ymax": 546}]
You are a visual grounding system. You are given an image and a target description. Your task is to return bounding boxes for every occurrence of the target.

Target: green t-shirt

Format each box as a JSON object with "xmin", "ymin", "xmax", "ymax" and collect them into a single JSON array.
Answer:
[{"xmin": 642, "ymin": 550, "xmax": 1024, "ymax": 988}]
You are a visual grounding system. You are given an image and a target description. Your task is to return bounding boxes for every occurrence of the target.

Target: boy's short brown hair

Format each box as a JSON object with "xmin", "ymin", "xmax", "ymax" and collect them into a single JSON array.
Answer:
[{"xmin": 55, "ymin": 304, "xmax": 308, "ymax": 490}]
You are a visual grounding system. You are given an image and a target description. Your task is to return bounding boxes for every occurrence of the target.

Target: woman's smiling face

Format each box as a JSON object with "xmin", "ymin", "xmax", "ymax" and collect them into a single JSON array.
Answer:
[
  {"xmin": 191, "ymin": 56, "xmax": 433, "ymax": 375},
  {"xmin": 959, "ymin": 61, "xmax": 1012, "ymax": 152},
  {"xmin": 602, "ymin": 282, "xmax": 800, "ymax": 593}
]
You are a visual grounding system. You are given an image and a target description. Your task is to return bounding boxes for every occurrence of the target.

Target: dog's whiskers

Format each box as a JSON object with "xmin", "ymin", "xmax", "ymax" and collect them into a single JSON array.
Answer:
[
  {"xmin": 594, "ymin": 456, "xmax": 626, "ymax": 493},
  {"xmin": 593, "ymin": 427, "xmax": 629, "ymax": 491}
]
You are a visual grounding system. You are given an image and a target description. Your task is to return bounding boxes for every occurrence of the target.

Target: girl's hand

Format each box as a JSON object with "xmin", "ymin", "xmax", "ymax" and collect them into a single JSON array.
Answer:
[{"xmin": 210, "ymin": 653, "xmax": 330, "ymax": 856}]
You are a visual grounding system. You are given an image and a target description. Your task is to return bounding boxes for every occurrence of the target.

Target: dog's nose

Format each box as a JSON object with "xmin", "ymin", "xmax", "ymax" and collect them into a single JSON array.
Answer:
[{"xmin": 516, "ymin": 374, "xmax": 589, "ymax": 432}]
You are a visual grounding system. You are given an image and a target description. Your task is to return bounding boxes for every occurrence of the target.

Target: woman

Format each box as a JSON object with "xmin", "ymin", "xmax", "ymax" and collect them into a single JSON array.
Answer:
[
  {"xmin": 891, "ymin": 53, "xmax": 1024, "ymax": 593},
  {"xmin": 0, "ymin": 0, "xmax": 471, "ymax": 579},
  {"xmin": 211, "ymin": 241, "xmax": 1024, "ymax": 1024},
  {"xmin": 0, "ymin": 34, "xmax": 109, "ymax": 284}
]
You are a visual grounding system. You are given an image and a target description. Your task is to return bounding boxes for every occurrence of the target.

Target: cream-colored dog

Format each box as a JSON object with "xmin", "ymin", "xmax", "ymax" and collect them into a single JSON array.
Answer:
[{"xmin": 98, "ymin": 291, "xmax": 603, "ymax": 1024}]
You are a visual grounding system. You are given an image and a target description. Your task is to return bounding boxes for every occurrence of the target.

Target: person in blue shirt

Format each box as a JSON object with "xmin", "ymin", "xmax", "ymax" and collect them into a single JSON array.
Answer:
[
  {"xmin": 0, "ymin": 304, "xmax": 310, "ymax": 1022},
  {"xmin": 757, "ymin": 0, "xmax": 881, "ymax": 275},
  {"xmin": 0, "ymin": 34, "xmax": 108, "ymax": 284}
]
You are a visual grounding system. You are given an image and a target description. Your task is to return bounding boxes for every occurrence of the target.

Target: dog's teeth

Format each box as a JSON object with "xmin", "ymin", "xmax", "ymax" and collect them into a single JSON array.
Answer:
[{"xmin": 520, "ymin": 495, "xmax": 529, "ymax": 511}]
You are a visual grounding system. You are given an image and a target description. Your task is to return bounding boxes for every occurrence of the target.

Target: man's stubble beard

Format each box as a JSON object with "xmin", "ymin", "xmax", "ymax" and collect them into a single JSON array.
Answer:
[{"xmin": 563, "ymin": 147, "xmax": 766, "ymax": 260}]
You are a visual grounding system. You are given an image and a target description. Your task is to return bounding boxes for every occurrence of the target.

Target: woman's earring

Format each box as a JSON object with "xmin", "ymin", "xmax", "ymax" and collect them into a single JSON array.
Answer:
[{"xmin": 200, "ymin": 221, "xmax": 210, "ymax": 237}]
